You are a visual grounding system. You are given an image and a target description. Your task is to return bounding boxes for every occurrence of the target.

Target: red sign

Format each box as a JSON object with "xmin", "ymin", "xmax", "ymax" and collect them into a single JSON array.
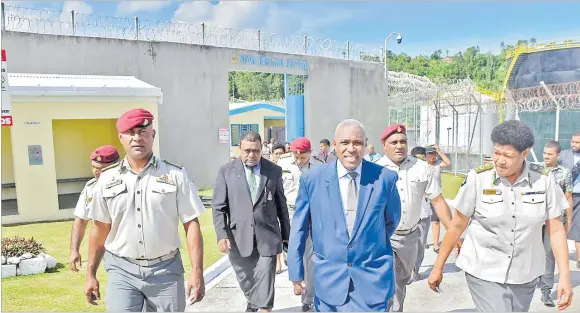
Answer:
[{"xmin": 1, "ymin": 115, "xmax": 13, "ymax": 126}]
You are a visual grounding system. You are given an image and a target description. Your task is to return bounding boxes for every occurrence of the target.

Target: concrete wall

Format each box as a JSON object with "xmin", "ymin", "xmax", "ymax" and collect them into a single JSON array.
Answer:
[{"xmin": 2, "ymin": 31, "xmax": 389, "ymax": 189}]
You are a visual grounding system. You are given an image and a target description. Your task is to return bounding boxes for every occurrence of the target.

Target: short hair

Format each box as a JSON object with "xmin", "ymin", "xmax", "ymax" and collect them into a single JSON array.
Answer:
[
  {"xmin": 410, "ymin": 146, "xmax": 426, "ymax": 156},
  {"xmin": 573, "ymin": 131, "xmax": 580, "ymax": 137},
  {"xmin": 490, "ymin": 120, "xmax": 535, "ymax": 153},
  {"xmin": 544, "ymin": 140, "xmax": 561, "ymax": 153},
  {"xmin": 240, "ymin": 130, "xmax": 261, "ymax": 143},
  {"xmin": 334, "ymin": 119, "xmax": 367, "ymax": 140},
  {"xmin": 320, "ymin": 139, "xmax": 331, "ymax": 146},
  {"xmin": 272, "ymin": 143, "xmax": 285, "ymax": 152}
]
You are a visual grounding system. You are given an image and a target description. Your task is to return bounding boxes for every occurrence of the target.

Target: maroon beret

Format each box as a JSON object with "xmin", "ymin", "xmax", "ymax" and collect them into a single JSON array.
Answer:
[
  {"xmin": 290, "ymin": 137, "xmax": 312, "ymax": 153},
  {"xmin": 116, "ymin": 108, "xmax": 154, "ymax": 133},
  {"xmin": 91, "ymin": 145, "xmax": 120, "ymax": 163},
  {"xmin": 380, "ymin": 124, "xmax": 406, "ymax": 141}
]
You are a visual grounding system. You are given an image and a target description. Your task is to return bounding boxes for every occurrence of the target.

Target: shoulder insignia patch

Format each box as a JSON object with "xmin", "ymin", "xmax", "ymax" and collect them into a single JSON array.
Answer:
[
  {"xmin": 529, "ymin": 162, "xmax": 548, "ymax": 176},
  {"xmin": 101, "ymin": 161, "xmax": 120, "ymax": 172},
  {"xmin": 282, "ymin": 169, "xmax": 291, "ymax": 174},
  {"xmin": 86, "ymin": 177, "xmax": 97, "ymax": 186},
  {"xmin": 162, "ymin": 159, "xmax": 183, "ymax": 169},
  {"xmin": 475, "ymin": 162, "xmax": 494, "ymax": 174}
]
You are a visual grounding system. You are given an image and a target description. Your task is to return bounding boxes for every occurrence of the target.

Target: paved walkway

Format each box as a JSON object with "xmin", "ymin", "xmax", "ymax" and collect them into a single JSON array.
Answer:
[{"xmin": 190, "ymin": 226, "xmax": 580, "ymax": 312}]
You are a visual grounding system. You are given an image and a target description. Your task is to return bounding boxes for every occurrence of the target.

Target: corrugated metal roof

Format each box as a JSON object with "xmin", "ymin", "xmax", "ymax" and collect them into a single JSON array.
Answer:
[{"xmin": 7, "ymin": 73, "xmax": 163, "ymax": 98}]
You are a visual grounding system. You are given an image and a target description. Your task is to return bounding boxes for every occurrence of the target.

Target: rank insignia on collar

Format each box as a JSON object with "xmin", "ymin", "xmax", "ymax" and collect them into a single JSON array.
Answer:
[
  {"xmin": 105, "ymin": 179, "xmax": 122, "ymax": 189},
  {"xmin": 482, "ymin": 189, "xmax": 501, "ymax": 195}
]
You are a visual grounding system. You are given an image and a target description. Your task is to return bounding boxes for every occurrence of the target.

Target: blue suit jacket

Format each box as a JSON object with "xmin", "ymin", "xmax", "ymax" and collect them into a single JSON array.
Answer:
[{"xmin": 287, "ymin": 159, "xmax": 401, "ymax": 306}]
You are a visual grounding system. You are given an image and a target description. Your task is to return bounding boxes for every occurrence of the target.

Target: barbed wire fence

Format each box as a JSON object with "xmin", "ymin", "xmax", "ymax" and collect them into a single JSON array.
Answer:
[
  {"xmin": 1, "ymin": 4, "xmax": 384, "ymax": 61},
  {"xmin": 503, "ymin": 80, "xmax": 580, "ymax": 162},
  {"xmin": 387, "ymin": 72, "xmax": 502, "ymax": 175}
]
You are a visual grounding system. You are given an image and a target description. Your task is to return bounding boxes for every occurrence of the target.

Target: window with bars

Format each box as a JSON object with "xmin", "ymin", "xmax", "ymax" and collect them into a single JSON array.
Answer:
[{"xmin": 230, "ymin": 124, "xmax": 259, "ymax": 146}]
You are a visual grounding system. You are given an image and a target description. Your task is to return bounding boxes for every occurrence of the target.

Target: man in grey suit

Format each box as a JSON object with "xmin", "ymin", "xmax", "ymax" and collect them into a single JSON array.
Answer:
[
  {"xmin": 316, "ymin": 138, "xmax": 338, "ymax": 163},
  {"xmin": 559, "ymin": 131, "xmax": 580, "ymax": 169},
  {"xmin": 212, "ymin": 131, "xmax": 291, "ymax": 312}
]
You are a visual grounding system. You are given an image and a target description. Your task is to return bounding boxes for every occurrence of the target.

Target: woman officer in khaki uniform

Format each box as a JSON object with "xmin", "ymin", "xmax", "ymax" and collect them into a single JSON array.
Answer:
[{"xmin": 428, "ymin": 120, "xmax": 573, "ymax": 312}]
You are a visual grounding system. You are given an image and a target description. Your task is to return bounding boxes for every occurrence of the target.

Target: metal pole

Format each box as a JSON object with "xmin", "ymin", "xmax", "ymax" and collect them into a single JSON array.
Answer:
[
  {"xmin": 454, "ymin": 112, "xmax": 458, "ymax": 176},
  {"xmin": 257, "ymin": 30, "xmax": 261, "ymax": 51},
  {"xmin": 304, "ymin": 35, "xmax": 307, "ymax": 54},
  {"xmin": 346, "ymin": 41, "xmax": 350, "ymax": 59},
  {"xmin": 515, "ymin": 108, "xmax": 539, "ymax": 162},
  {"xmin": 540, "ymin": 81, "xmax": 560, "ymax": 141},
  {"xmin": 134, "ymin": 16, "xmax": 139, "ymax": 40},
  {"xmin": 202, "ymin": 23, "xmax": 206, "ymax": 45},
  {"xmin": 2, "ymin": 3, "xmax": 7, "ymax": 31},
  {"xmin": 383, "ymin": 38, "xmax": 388, "ymax": 80},
  {"xmin": 71, "ymin": 10, "xmax": 75, "ymax": 36}
]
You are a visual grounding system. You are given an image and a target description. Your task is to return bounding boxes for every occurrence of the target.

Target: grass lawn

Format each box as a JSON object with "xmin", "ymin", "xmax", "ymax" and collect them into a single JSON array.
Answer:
[
  {"xmin": 441, "ymin": 172, "xmax": 466, "ymax": 200},
  {"xmin": 1, "ymin": 198, "xmax": 220, "ymax": 312}
]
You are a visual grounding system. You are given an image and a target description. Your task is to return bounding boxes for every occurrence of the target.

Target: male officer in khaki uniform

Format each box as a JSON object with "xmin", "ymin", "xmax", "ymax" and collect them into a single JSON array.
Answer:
[
  {"xmin": 375, "ymin": 124, "xmax": 453, "ymax": 312},
  {"xmin": 85, "ymin": 108, "xmax": 206, "ymax": 312},
  {"xmin": 69, "ymin": 145, "xmax": 120, "ymax": 272},
  {"xmin": 278, "ymin": 137, "xmax": 323, "ymax": 312}
]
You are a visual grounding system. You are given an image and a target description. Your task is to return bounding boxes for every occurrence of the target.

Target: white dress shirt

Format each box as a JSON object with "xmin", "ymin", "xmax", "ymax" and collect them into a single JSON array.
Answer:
[
  {"xmin": 376, "ymin": 155, "xmax": 442, "ymax": 230},
  {"xmin": 336, "ymin": 160, "xmax": 362, "ymax": 223}
]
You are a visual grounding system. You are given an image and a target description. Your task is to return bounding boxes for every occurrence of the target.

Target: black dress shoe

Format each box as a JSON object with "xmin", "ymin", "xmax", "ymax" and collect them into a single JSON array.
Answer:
[
  {"xmin": 301, "ymin": 304, "xmax": 314, "ymax": 312},
  {"xmin": 541, "ymin": 291, "xmax": 555, "ymax": 307},
  {"xmin": 246, "ymin": 303, "xmax": 258, "ymax": 312}
]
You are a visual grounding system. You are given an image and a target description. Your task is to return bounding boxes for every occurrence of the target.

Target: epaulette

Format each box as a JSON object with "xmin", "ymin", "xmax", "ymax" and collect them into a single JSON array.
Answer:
[
  {"xmin": 279, "ymin": 153, "xmax": 292, "ymax": 159},
  {"xmin": 162, "ymin": 159, "xmax": 183, "ymax": 169},
  {"xmin": 101, "ymin": 161, "xmax": 120, "ymax": 172},
  {"xmin": 86, "ymin": 177, "xmax": 97, "ymax": 186},
  {"xmin": 529, "ymin": 162, "xmax": 549, "ymax": 176},
  {"xmin": 282, "ymin": 169, "xmax": 291, "ymax": 174},
  {"xmin": 474, "ymin": 162, "xmax": 494, "ymax": 174}
]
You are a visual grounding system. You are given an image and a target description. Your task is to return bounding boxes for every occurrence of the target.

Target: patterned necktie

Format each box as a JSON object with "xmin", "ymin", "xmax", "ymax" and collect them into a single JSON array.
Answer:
[
  {"xmin": 346, "ymin": 171, "xmax": 359, "ymax": 236},
  {"xmin": 248, "ymin": 166, "xmax": 257, "ymax": 203}
]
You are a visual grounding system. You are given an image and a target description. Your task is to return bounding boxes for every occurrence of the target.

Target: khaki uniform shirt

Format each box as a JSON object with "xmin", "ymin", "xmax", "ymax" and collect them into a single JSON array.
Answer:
[
  {"xmin": 454, "ymin": 162, "xmax": 566, "ymax": 284},
  {"xmin": 89, "ymin": 156, "xmax": 206, "ymax": 259},
  {"xmin": 278, "ymin": 154, "xmax": 323, "ymax": 208},
  {"xmin": 376, "ymin": 155, "xmax": 442, "ymax": 230},
  {"xmin": 73, "ymin": 178, "xmax": 97, "ymax": 220}
]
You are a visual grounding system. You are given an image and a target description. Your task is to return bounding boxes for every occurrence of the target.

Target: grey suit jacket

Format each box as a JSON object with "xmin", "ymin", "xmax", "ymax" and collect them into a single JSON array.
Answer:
[
  {"xmin": 559, "ymin": 149, "xmax": 577, "ymax": 169},
  {"xmin": 212, "ymin": 157, "xmax": 291, "ymax": 258},
  {"xmin": 316, "ymin": 150, "xmax": 337, "ymax": 163}
]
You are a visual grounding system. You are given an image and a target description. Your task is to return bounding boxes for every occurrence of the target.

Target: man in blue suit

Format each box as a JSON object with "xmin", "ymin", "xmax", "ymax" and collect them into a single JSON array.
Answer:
[{"xmin": 288, "ymin": 119, "xmax": 402, "ymax": 312}]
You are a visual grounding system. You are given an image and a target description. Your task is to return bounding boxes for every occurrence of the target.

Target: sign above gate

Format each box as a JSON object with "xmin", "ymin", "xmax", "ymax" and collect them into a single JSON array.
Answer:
[{"xmin": 231, "ymin": 54, "xmax": 309, "ymax": 71}]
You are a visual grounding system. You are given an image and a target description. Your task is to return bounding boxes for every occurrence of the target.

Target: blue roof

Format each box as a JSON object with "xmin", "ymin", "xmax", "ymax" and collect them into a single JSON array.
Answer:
[{"xmin": 229, "ymin": 103, "xmax": 285, "ymax": 116}]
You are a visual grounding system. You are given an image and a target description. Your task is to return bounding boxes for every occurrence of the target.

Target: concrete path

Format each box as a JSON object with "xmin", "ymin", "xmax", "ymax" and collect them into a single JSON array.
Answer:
[{"xmin": 189, "ymin": 227, "xmax": 580, "ymax": 312}]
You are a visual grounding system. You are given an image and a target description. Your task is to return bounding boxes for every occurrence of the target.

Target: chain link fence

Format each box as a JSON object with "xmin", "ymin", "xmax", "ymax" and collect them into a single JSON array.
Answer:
[
  {"xmin": 1, "ymin": 4, "xmax": 384, "ymax": 61},
  {"xmin": 387, "ymin": 72, "xmax": 501, "ymax": 174}
]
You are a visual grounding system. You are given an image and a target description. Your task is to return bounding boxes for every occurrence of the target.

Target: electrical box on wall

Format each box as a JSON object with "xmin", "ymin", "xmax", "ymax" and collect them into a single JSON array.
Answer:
[{"xmin": 28, "ymin": 145, "xmax": 43, "ymax": 165}]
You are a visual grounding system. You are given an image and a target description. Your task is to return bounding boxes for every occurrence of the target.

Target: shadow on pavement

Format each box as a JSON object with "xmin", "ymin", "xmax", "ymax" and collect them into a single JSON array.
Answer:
[{"xmin": 274, "ymin": 305, "xmax": 303, "ymax": 312}]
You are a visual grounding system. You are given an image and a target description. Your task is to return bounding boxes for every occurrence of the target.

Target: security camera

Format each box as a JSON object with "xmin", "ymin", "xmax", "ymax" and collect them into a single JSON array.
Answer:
[{"xmin": 396, "ymin": 34, "xmax": 402, "ymax": 44}]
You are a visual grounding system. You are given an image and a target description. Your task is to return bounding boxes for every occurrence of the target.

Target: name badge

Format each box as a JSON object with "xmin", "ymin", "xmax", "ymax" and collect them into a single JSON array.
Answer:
[
  {"xmin": 105, "ymin": 179, "xmax": 122, "ymax": 189},
  {"xmin": 521, "ymin": 191, "xmax": 546, "ymax": 196},
  {"xmin": 482, "ymin": 189, "xmax": 502, "ymax": 195},
  {"xmin": 267, "ymin": 191, "xmax": 273, "ymax": 201},
  {"xmin": 156, "ymin": 174, "xmax": 174, "ymax": 185}
]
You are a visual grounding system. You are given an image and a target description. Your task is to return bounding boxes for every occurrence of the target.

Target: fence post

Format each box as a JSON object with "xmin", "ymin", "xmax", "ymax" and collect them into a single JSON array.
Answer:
[
  {"xmin": 202, "ymin": 23, "xmax": 205, "ymax": 44},
  {"xmin": 257, "ymin": 30, "xmax": 261, "ymax": 51},
  {"xmin": 134, "ymin": 16, "xmax": 139, "ymax": 40},
  {"xmin": 346, "ymin": 41, "xmax": 350, "ymax": 59},
  {"xmin": 1, "ymin": 3, "xmax": 6, "ymax": 31},
  {"xmin": 303, "ymin": 35, "xmax": 307, "ymax": 54},
  {"xmin": 71, "ymin": 10, "xmax": 75, "ymax": 36}
]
